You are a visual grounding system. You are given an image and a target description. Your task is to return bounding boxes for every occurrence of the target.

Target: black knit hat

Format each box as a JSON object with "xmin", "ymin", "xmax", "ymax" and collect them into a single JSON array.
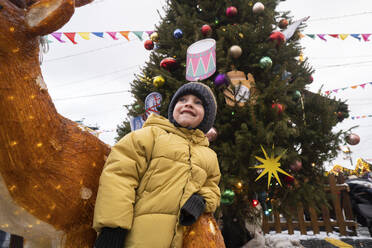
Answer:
[{"xmin": 168, "ymin": 82, "xmax": 217, "ymax": 133}]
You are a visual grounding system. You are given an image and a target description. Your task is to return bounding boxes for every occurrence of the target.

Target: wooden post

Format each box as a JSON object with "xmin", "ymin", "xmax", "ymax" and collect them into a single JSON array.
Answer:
[
  {"xmin": 297, "ymin": 204, "xmax": 307, "ymax": 235},
  {"xmin": 309, "ymin": 207, "xmax": 320, "ymax": 234},
  {"xmin": 262, "ymin": 215, "xmax": 270, "ymax": 234},
  {"xmin": 286, "ymin": 213, "xmax": 294, "ymax": 235},
  {"xmin": 274, "ymin": 210, "xmax": 281, "ymax": 233},
  {"xmin": 329, "ymin": 175, "xmax": 347, "ymax": 235},
  {"xmin": 321, "ymin": 205, "xmax": 333, "ymax": 233}
]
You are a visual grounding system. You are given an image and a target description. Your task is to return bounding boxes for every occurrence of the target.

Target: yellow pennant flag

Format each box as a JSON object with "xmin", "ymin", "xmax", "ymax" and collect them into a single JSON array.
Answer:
[
  {"xmin": 339, "ymin": 34, "xmax": 349, "ymax": 40},
  {"xmin": 78, "ymin": 32, "xmax": 91, "ymax": 40}
]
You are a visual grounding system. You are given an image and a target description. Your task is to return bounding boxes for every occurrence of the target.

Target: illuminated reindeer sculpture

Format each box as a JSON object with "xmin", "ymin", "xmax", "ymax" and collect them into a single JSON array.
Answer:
[{"xmin": 0, "ymin": 0, "xmax": 111, "ymax": 247}]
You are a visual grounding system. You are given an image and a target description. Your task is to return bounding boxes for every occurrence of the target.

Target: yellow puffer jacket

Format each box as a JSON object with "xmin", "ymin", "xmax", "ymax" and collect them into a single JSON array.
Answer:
[{"xmin": 93, "ymin": 114, "xmax": 221, "ymax": 248}]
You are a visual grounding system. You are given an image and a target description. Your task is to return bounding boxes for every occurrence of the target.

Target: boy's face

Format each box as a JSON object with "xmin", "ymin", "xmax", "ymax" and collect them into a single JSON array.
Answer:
[{"xmin": 173, "ymin": 94, "xmax": 205, "ymax": 129}]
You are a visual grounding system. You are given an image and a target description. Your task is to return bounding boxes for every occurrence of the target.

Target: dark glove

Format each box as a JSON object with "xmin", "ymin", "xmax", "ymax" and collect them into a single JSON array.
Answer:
[
  {"xmin": 180, "ymin": 194, "xmax": 206, "ymax": 226},
  {"xmin": 94, "ymin": 227, "xmax": 127, "ymax": 248}
]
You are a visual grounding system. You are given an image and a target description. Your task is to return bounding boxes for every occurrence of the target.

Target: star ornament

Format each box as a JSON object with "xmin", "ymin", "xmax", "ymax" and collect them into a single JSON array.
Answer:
[{"xmin": 253, "ymin": 145, "xmax": 292, "ymax": 188}]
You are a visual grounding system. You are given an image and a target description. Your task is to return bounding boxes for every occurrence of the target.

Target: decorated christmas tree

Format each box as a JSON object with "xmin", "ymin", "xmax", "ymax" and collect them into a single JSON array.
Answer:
[{"xmin": 117, "ymin": 0, "xmax": 349, "ymax": 243}]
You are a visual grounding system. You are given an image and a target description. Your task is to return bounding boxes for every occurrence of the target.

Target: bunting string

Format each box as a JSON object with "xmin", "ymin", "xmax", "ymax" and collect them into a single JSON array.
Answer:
[
  {"xmin": 47, "ymin": 31, "xmax": 154, "ymax": 44},
  {"xmin": 350, "ymin": 114, "xmax": 372, "ymax": 120},
  {"xmin": 324, "ymin": 81, "xmax": 372, "ymax": 95},
  {"xmin": 301, "ymin": 33, "xmax": 372, "ymax": 42}
]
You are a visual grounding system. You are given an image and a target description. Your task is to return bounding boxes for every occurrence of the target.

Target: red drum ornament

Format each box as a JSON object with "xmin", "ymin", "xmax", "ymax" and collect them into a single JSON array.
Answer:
[
  {"xmin": 346, "ymin": 133, "xmax": 360, "ymax": 145},
  {"xmin": 160, "ymin": 57, "xmax": 178, "ymax": 71},
  {"xmin": 144, "ymin": 40, "xmax": 154, "ymax": 50}
]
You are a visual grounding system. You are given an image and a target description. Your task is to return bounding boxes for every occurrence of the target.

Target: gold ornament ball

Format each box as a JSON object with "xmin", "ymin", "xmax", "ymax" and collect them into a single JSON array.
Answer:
[
  {"xmin": 153, "ymin": 75, "xmax": 165, "ymax": 87},
  {"xmin": 229, "ymin": 45, "xmax": 242, "ymax": 59},
  {"xmin": 150, "ymin": 32, "xmax": 159, "ymax": 42}
]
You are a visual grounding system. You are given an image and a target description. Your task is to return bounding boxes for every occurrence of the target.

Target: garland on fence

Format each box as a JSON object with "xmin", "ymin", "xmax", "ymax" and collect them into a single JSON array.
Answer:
[
  {"xmin": 324, "ymin": 81, "xmax": 372, "ymax": 95},
  {"xmin": 300, "ymin": 33, "xmax": 372, "ymax": 42},
  {"xmin": 47, "ymin": 31, "xmax": 154, "ymax": 44}
]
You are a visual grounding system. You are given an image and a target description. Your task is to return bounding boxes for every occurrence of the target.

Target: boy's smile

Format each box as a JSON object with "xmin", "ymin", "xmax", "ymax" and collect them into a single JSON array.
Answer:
[{"xmin": 173, "ymin": 94, "xmax": 205, "ymax": 129}]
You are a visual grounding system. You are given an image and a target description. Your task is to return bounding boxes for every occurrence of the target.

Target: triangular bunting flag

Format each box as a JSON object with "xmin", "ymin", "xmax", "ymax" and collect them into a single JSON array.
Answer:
[
  {"xmin": 107, "ymin": 32, "xmax": 118, "ymax": 40},
  {"xmin": 369, "ymin": 82, "xmax": 372, "ymax": 85},
  {"xmin": 351, "ymin": 34, "xmax": 361, "ymax": 41},
  {"xmin": 362, "ymin": 34, "xmax": 371, "ymax": 41},
  {"xmin": 325, "ymin": 91, "xmax": 330, "ymax": 95},
  {"xmin": 329, "ymin": 34, "xmax": 339, "ymax": 39},
  {"xmin": 351, "ymin": 85, "xmax": 358, "ymax": 89},
  {"xmin": 64, "ymin": 32, "xmax": 77, "ymax": 44},
  {"xmin": 51, "ymin": 32, "xmax": 65, "ymax": 43},
  {"xmin": 132, "ymin": 31, "xmax": 144, "ymax": 41},
  {"xmin": 306, "ymin": 34, "xmax": 315, "ymax": 39},
  {"xmin": 332, "ymin": 89, "xmax": 339, "ymax": 93},
  {"xmin": 78, "ymin": 32, "xmax": 90, "ymax": 40},
  {"xmin": 339, "ymin": 34, "xmax": 349, "ymax": 40},
  {"xmin": 146, "ymin": 31, "xmax": 154, "ymax": 36},
  {"xmin": 360, "ymin": 83, "xmax": 367, "ymax": 89},
  {"xmin": 92, "ymin": 32, "xmax": 104, "ymax": 38},
  {"xmin": 351, "ymin": 117, "xmax": 355, "ymax": 120},
  {"xmin": 362, "ymin": 115, "xmax": 366, "ymax": 118},
  {"xmin": 298, "ymin": 32, "xmax": 305, "ymax": 39},
  {"xmin": 120, "ymin": 31, "xmax": 130, "ymax": 41},
  {"xmin": 317, "ymin": 34, "xmax": 327, "ymax": 41}
]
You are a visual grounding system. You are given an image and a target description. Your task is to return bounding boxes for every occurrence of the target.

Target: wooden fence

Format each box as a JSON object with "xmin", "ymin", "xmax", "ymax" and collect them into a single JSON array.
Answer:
[{"xmin": 262, "ymin": 174, "xmax": 358, "ymax": 236}]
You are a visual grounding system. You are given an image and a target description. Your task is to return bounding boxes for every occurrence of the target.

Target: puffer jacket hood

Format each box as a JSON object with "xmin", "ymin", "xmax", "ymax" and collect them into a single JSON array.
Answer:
[{"xmin": 143, "ymin": 114, "xmax": 209, "ymax": 146}]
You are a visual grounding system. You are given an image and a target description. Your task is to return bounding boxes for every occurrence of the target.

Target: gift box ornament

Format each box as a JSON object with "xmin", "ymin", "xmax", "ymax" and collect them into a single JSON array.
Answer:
[
  {"xmin": 186, "ymin": 39, "xmax": 216, "ymax": 81},
  {"xmin": 223, "ymin": 71, "xmax": 257, "ymax": 107}
]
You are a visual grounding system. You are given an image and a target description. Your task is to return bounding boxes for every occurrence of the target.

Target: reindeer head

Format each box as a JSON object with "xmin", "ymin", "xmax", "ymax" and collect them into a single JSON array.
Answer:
[{"xmin": 0, "ymin": 0, "xmax": 92, "ymax": 54}]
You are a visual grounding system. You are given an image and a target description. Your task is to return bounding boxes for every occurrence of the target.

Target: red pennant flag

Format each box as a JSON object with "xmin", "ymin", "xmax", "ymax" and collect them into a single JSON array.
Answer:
[
  {"xmin": 64, "ymin": 32, "xmax": 77, "ymax": 44},
  {"xmin": 325, "ymin": 91, "xmax": 330, "ymax": 95},
  {"xmin": 120, "ymin": 31, "xmax": 130, "ymax": 41},
  {"xmin": 362, "ymin": 34, "xmax": 371, "ymax": 41},
  {"xmin": 107, "ymin": 32, "xmax": 118, "ymax": 40},
  {"xmin": 360, "ymin": 83, "xmax": 367, "ymax": 89},
  {"xmin": 329, "ymin": 34, "xmax": 339, "ymax": 39}
]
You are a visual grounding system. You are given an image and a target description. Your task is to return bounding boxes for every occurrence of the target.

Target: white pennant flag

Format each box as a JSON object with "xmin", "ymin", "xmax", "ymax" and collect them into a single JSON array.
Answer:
[{"xmin": 282, "ymin": 16, "xmax": 310, "ymax": 41}]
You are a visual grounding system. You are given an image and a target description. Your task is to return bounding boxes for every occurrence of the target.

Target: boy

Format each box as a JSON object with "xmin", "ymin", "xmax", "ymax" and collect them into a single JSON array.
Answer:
[{"xmin": 93, "ymin": 82, "xmax": 221, "ymax": 248}]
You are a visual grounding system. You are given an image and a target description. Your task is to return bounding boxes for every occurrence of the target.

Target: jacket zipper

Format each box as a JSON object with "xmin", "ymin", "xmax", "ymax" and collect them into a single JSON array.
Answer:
[{"xmin": 170, "ymin": 141, "xmax": 192, "ymax": 247}]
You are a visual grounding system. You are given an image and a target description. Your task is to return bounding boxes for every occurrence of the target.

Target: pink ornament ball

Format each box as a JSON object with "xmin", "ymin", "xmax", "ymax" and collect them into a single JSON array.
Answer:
[
  {"xmin": 290, "ymin": 160, "xmax": 302, "ymax": 171},
  {"xmin": 226, "ymin": 6, "xmax": 238, "ymax": 17},
  {"xmin": 144, "ymin": 40, "xmax": 154, "ymax": 50},
  {"xmin": 206, "ymin": 127, "xmax": 218, "ymax": 142},
  {"xmin": 201, "ymin": 24, "xmax": 212, "ymax": 36}
]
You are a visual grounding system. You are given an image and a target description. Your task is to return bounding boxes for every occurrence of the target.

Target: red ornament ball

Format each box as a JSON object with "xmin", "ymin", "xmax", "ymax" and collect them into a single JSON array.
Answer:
[
  {"xmin": 309, "ymin": 75, "xmax": 314, "ymax": 84},
  {"xmin": 226, "ymin": 6, "xmax": 238, "ymax": 17},
  {"xmin": 144, "ymin": 40, "xmax": 154, "ymax": 50},
  {"xmin": 346, "ymin": 133, "xmax": 360, "ymax": 145},
  {"xmin": 269, "ymin": 31, "xmax": 285, "ymax": 45},
  {"xmin": 278, "ymin": 19, "xmax": 289, "ymax": 29},
  {"xmin": 252, "ymin": 199, "xmax": 259, "ymax": 207},
  {"xmin": 272, "ymin": 103, "xmax": 284, "ymax": 114},
  {"xmin": 160, "ymin": 57, "xmax": 177, "ymax": 71},
  {"xmin": 284, "ymin": 175, "xmax": 295, "ymax": 185},
  {"xmin": 201, "ymin": 24, "xmax": 212, "ymax": 36},
  {"xmin": 290, "ymin": 160, "xmax": 302, "ymax": 171}
]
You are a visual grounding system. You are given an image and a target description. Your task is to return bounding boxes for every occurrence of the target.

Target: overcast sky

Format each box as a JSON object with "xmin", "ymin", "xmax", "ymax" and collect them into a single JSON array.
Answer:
[{"xmin": 41, "ymin": 0, "xmax": 372, "ymax": 170}]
